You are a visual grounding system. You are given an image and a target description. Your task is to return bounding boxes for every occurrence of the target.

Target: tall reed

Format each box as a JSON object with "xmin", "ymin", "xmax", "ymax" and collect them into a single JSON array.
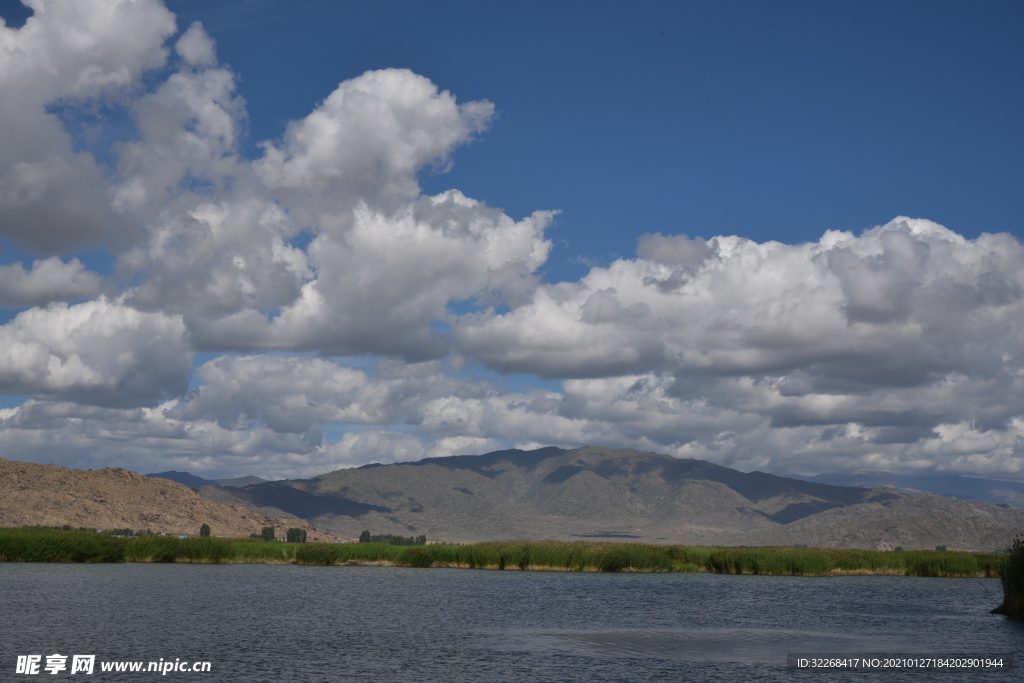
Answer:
[
  {"xmin": 0, "ymin": 528, "xmax": 124, "ymax": 563},
  {"xmin": 0, "ymin": 527, "xmax": 1008, "ymax": 578}
]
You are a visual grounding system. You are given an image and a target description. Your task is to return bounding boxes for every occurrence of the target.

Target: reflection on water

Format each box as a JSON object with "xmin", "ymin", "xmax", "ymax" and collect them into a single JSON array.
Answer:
[{"xmin": 1, "ymin": 564, "xmax": 1019, "ymax": 682}]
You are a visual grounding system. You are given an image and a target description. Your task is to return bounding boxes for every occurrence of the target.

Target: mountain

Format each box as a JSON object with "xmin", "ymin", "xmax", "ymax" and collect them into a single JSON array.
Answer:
[
  {"xmin": 191, "ymin": 446, "xmax": 934, "ymax": 546},
  {"xmin": 145, "ymin": 471, "xmax": 218, "ymax": 488},
  {"xmin": 216, "ymin": 475, "xmax": 267, "ymax": 488},
  {"xmin": 742, "ymin": 494, "xmax": 1024, "ymax": 551},
  {"xmin": 145, "ymin": 471, "xmax": 268, "ymax": 489},
  {"xmin": 8, "ymin": 449, "xmax": 1022, "ymax": 551},
  {"xmin": 792, "ymin": 471, "xmax": 1024, "ymax": 509},
  {"xmin": 198, "ymin": 446, "xmax": 1024, "ymax": 550},
  {"xmin": 2, "ymin": 458, "xmax": 336, "ymax": 540}
]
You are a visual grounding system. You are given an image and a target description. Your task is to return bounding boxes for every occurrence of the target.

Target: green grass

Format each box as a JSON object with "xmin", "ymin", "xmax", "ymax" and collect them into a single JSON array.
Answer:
[{"xmin": 0, "ymin": 527, "xmax": 1007, "ymax": 578}]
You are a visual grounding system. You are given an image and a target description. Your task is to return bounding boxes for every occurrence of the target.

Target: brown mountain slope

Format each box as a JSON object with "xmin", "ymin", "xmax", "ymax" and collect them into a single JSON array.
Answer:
[
  {"xmin": 0, "ymin": 457, "xmax": 338, "ymax": 541},
  {"xmin": 206, "ymin": 446, "xmax": 997, "ymax": 547},
  {"xmin": 739, "ymin": 494, "xmax": 1024, "ymax": 551}
]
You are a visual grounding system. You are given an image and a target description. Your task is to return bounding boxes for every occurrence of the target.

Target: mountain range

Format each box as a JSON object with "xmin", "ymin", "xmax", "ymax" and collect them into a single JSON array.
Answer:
[
  {"xmin": 191, "ymin": 446, "xmax": 1024, "ymax": 551},
  {"xmin": 5, "ymin": 447, "xmax": 1022, "ymax": 551}
]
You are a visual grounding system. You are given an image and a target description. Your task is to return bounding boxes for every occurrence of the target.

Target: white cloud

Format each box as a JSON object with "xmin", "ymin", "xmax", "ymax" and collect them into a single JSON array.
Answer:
[
  {"xmin": 175, "ymin": 21, "xmax": 216, "ymax": 66},
  {"xmin": 455, "ymin": 218, "xmax": 1024, "ymax": 383},
  {"xmin": 227, "ymin": 193, "xmax": 554, "ymax": 358},
  {"xmin": 0, "ymin": 298, "xmax": 191, "ymax": 406},
  {"xmin": 107, "ymin": 51, "xmax": 545, "ymax": 360},
  {"xmin": 0, "ymin": 354, "xmax": 490, "ymax": 477},
  {"xmin": 255, "ymin": 68, "xmax": 495, "ymax": 231},
  {"xmin": 0, "ymin": 2, "xmax": 1022, "ymax": 482},
  {"xmin": 1, "ymin": 349, "xmax": 1022, "ymax": 480},
  {"xmin": 0, "ymin": 0, "xmax": 176, "ymax": 251},
  {"xmin": 325, "ymin": 431, "xmax": 427, "ymax": 469},
  {"xmin": 0, "ymin": 257, "xmax": 103, "ymax": 307}
]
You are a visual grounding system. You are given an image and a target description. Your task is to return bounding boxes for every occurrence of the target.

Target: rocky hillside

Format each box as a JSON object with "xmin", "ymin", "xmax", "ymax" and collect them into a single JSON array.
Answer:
[
  {"xmin": 0, "ymin": 457, "xmax": 337, "ymax": 541},
  {"xmin": 741, "ymin": 494, "xmax": 1024, "ymax": 551},
  {"xmin": 795, "ymin": 471, "xmax": 1024, "ymax": 509}
]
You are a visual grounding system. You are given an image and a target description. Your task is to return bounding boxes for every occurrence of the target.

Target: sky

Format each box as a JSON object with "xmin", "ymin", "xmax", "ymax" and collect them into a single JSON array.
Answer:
[{"xmin": 1, "ymin": 0, "xmax": 1023, "ymax": 481}]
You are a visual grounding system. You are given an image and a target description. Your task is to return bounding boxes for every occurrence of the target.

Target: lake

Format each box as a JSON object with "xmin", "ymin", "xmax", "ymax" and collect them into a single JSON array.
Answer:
[{"xmin": 1, "ymin": 564, "xmax": 1020, "ymax": 681}]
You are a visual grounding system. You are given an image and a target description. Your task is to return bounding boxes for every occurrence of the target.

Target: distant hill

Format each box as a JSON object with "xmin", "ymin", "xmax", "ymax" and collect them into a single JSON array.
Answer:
[
  {"xmin": 146, "ymin": 471, "xmax": 218, "ymax": 489},
  {"xmin": 791, "ymin": 471, "xmax": 1024, "ymax": 509},
  {"xmin": 197, "ymin": 446, "xmax": 1024, "ymax": 550},
  {"xmin": 2, "ymin": 458, "xmax": 335, "ymax": 540},
  {"xmin": 216, "ymin": 475, "xmax": 267, "ymax": 488},
  {"xmin": 742, "ymin": 494, "xmax": 1024, "ymax": 552},
  {"xmin": 190, "ymin": 445, "xmax": 1015, "ymax": 550},
  {"xmin": 146, "ymin": 471, "xmax": 268, "ymax": 489}
]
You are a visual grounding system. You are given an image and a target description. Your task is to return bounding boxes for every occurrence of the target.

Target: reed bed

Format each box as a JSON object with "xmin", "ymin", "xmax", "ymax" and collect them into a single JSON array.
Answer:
[
  {"xmin": 0, "ymin": 528, "xmax": 125, "ymax": 563},
  {"xmin": 123, "ymin": 536, "xmax": 233, "ymax": 563},
  {"xmin": 0, "ymin": 528, "xmax": 1007, "ymax": 578},
  {"xmin": 230, "ymin": 539, "xmax": 298, "ymax": 563},
  {"xmin": 410, "ymin": 542, "xmax": 1001, "ymax": 577}
]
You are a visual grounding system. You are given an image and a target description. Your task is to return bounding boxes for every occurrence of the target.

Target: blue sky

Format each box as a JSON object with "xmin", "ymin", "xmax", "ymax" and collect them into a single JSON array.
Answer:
[
  {"xmin": 177, "ymin": 0, "xmax": 1023, "ymax": 277},
  {"xmin": 1, "ymin": 0, "xmax": 1023, "ymax": 480}
]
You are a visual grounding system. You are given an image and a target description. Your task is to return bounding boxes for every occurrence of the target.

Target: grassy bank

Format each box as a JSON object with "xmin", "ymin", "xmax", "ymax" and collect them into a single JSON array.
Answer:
[{"xmin": 0, "ymin": 528, "xmax": 1005, "ymax": 577}]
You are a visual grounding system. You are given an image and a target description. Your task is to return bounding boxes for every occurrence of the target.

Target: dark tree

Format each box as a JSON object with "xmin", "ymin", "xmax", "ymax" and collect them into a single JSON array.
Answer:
[
  {"xmin": 993, "ymin": 534, "xmax": 1024, "ymax": 619},
  {"xmin": 261, "ymin": 526, "xmax": 276, "ymax": 542},
  {"xmin": 199, "ymin": 523, "xmax": 211, "ymax": 538},
  {"xmin": 286, "ymin": 528, "xmax": 307, "ymax": 543},
  {"xmin": 362, "ymin": 533, "xmax": 426, "ymax": 546}
]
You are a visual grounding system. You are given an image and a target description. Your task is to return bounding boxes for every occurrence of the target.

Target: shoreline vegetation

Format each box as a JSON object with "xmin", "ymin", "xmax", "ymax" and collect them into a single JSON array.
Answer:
[
  {"xmin": 991, "ymin": 534, "xmax": 1023, "ymax": 619},
  {"xmin": 0, "ymin": 527, "xmax": 1009, "ymax": 578}
]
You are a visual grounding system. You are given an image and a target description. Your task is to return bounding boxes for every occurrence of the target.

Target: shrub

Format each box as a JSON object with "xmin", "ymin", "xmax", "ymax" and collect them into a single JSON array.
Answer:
[
  {"xmin": 199, "ymin": 524, "xmax": 211, "ymax": 538},
  {"xmin": 993, "ymin": 534, "xmax": 1024, "ymax": 619},
  {"xmin": 359, "ymin": 532, "xmax": 426, "ymax": 546}
]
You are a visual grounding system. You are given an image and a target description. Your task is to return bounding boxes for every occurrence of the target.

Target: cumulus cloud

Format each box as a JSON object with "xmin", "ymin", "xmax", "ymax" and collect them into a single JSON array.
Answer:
[
  {"xmin": 0, "ymin": 257, "xmax": 103, "ymax": 307},
  {"xmin": 0, "ymin": 298, "xmax": 191, "ymax": 406},
  {"xmin": 0, "ymin": 354, "xmax": 497, "ymax": 477},
  {"xmin": 226, "ymin": 192, "xmax": 554, "ymax": 358},
  {"xmin": 442, "ymin": 218, "xmax": 1024, "ymax": 476},
  {"xmin": 456, "ymin": 218, "xmax": 1024, "ymax": 382},
  {"xmin": 175, "ymin": 21, "xmax": 215, "ymax": 66},
  {"xmin": 2, "ymin": 346, "xmax": 1023, "ymax": 479},
  {"xmin": 1, "ymin": 1, "xmax": 1022, "ymax": 481},
  {"xmin": 255, "ymin": 68, "xmax": 495, "ymax": 231},
  {"xmin": 0, "ymin": 0, "xmax": 176, "ymax": 251},
  {"xmin": 108, "ymin": 52, "xmax": 536, "ymax": 360}
]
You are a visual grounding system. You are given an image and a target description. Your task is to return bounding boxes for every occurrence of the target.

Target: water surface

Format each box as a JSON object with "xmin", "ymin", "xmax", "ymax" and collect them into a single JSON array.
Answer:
[{"xmin": 1, "ymin": 564, "xmax": 1019, "ymax": 681}]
